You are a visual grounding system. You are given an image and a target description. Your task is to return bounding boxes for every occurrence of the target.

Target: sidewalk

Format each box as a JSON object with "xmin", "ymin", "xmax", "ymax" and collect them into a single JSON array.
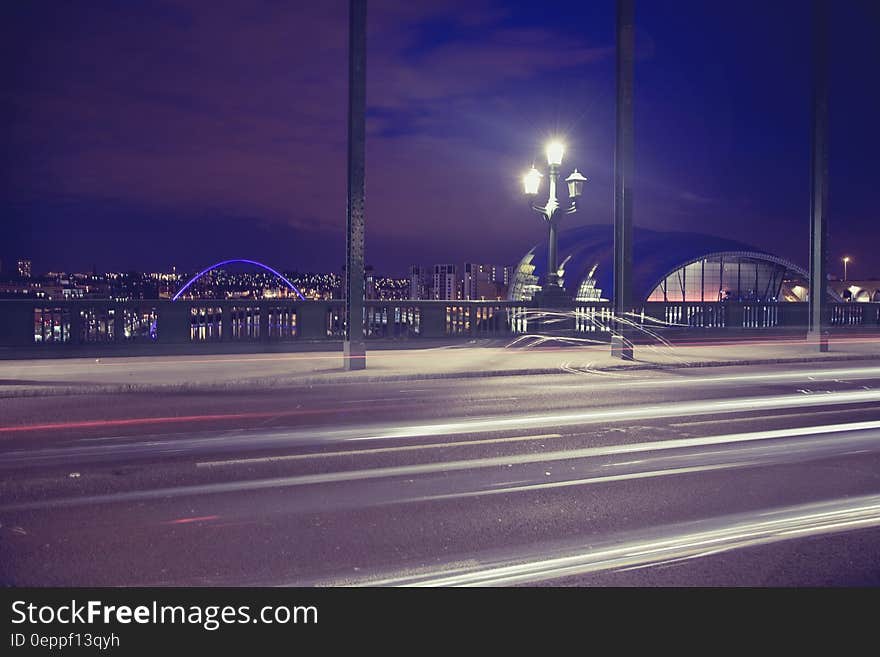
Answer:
[{"xmin": 1, "ymin": 336, "xmax": 879, "ymax": 398}]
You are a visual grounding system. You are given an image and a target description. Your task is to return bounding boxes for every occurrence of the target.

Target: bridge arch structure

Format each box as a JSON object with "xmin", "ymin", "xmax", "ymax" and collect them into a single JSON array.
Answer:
[{"xmin": 171, "ymin": 259, "xmax": 306, "ymax": 301}]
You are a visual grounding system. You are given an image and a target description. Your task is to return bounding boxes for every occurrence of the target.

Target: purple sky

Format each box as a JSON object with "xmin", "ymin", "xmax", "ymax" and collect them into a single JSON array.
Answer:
[{"xmin": 3, "ymin": 0, "xmax": 879, "ymax": 277}]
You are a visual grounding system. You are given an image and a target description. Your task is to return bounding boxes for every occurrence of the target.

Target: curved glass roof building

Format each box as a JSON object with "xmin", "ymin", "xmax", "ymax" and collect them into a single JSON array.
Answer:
[{"xmin": 509, "ymin": 225, "xmax": 820, "ymax": 304}]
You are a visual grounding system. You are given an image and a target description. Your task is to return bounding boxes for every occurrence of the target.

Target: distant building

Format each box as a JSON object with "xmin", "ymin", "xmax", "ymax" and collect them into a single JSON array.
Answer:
[
  {"xmin": 373, "ymin": 276, "xmax": 409, "ymax": 300},
  {"xmin": 500, "ymin": 265, "xmax": 513, "ymax": 288},
  {"xmin": 409, "ymin": 265, "xmax": 430, "ymax": 300},
  {"xmin": 17, "ymin": 259, "xmax": 32, "ymax": 279},
  {"xmin": 432, "ymin": 264, "xmax": 459, "ymax": 300},
  {"xmin": 365, "ymin": 265, "xmax": 376, "ymax": 300},
  {"xmin": 0, "ymin": 281, "xmax": 32, "ymax": 298},
  {"xmin": 463, "ymin": 263, "xmax": 488, "ymax": 300},
  {"xmin": 509, "ymin": 225, "xmax": 840, "ymax": 303},
  {"xmin": 463, "ymin": 263, "xmax": 509, "ymax": 300},
  {"xmin": 831, "ymin": 279, "xmax": 880, "ymax": 303}
]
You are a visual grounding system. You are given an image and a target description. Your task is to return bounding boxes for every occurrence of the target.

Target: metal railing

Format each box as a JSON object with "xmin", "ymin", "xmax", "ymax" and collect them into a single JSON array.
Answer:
[{"xmin": 2, "ymin": 299, "xmax": 878, "ymax": 355}]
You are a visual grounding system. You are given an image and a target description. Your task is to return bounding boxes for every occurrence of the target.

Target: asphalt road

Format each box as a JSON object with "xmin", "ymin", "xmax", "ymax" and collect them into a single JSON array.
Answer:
[{"xmin": 2, "ymin": 359, "xmax": 880, "ymax": 586}]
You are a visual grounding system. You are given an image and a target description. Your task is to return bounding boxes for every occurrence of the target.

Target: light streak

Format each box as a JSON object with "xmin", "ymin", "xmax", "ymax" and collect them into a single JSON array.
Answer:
[
  {"xmin": 162, "ymin": 515, "xmax": 220, "ymax": 525},
  {"xmin": 0, "ymin": 405, "xmax": 392, "ymax": 433},
  {"xmin": 349, "ymin": 493, "xmax": 880, "ymax": 586},
  {"xmin": 196, "ymin": 433, "xmax": 563, "ymax": 468},
  {"xmin": 4, "ymin": 418, "xmax": 880, "ymax": 511}
]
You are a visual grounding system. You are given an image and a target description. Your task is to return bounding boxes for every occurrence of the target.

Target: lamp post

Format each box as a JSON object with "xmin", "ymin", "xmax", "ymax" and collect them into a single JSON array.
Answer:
[
  {"xmin": 843, "ymin": 256, "xmax": 850, "ymax": 281},
  {"xmin": 523, "ymin": 140, "xmax": 587, "ymax": 305}
]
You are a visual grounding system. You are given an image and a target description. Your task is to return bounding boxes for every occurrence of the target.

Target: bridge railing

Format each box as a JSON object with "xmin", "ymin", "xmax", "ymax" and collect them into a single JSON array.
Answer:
[
  {"xmin": 3, "ymin": 299, "xmax": 535, "ymax": 349},
  {"xmin": 2, "ymin": 299, "xmax": 878, "ymax": 354},
  {"xmin": 635, "ymin": 301, "xmax": 873, "ymax": 330}
]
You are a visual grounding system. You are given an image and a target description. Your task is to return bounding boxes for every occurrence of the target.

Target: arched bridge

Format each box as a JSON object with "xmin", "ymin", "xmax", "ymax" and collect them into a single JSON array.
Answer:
[{"xmin": 172, "ymin": 259, "xmax": 306, "ymax": 301}]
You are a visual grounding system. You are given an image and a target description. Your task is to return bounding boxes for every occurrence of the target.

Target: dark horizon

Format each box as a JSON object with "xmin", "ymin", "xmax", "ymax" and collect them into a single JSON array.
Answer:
[{"xmin": 3, "ymin": 1, "xmax": 879, "ymax": 278}]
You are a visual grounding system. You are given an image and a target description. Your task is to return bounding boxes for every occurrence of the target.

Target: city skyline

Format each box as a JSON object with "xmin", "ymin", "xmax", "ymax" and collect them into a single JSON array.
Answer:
[
  {"xmin": 0, "ymin": 258, "xmax": 516, "ymax": 302},
  {"xmin": 3, "ymin": 1, "xmax": 879, "ymax": 278}
]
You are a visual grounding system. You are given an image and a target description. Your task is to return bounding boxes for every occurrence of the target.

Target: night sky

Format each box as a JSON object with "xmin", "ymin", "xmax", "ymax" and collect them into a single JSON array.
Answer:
[{"xmin": 3, "ymin": 0, "xmax": 878, "ymax": 278}]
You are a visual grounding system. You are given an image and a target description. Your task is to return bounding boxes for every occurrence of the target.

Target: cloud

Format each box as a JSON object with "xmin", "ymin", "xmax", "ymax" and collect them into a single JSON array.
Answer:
[
  {"xmin": 3, "ymin": 0, "xmax": 614, "ymax": 271},
  {"xmin": 678, "ymin": 191, "xmax": 715, "ymax": 204}
]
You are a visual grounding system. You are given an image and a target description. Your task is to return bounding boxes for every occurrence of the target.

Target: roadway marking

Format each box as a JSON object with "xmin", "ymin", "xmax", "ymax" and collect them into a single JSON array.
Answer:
[{"xmin": 196, "ymin": 433, "xmax": 564, "ymax": 468}]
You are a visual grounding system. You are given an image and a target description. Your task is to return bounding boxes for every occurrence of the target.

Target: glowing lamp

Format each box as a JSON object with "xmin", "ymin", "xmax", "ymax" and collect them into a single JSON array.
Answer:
[
  {"xmin": 523, "ymin": 167, "xmax": 542, "ymax": 196},
  {"xmin": 546, "ymin": 141, "xmax": 565, "ymax": 166}
]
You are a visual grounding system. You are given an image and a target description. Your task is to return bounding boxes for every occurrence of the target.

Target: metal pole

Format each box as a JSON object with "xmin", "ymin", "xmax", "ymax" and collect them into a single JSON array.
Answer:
[
  {"xmin": 612, "ymin": 0, "xmax": 634, "ymax": 360},
  {"xmin": 546, "ymin": 164, "xmax": 559, "ymax": 288},
  {"xmin": 547, "ymin": 222, "xmax": 558, "ymax": 287},
  {"xmin": 344, "ymin": 0, "xmax": 367, "ymax": 370},
  {"xmin": 807, "ymin": 0, "xmax": 829, "ymax": 352}
]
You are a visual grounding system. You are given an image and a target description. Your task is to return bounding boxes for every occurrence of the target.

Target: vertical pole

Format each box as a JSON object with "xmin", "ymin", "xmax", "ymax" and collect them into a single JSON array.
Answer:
[
  {"xmin": 546, "ymin": 163, "xmax": 559, "ymax": 290},
  {"xmin": 546, "ymin": 164, "xmax": 559, "ymax": 290},
  {"xmin": 547, "ymin": 219, "xmax": 558, "ymax": 288},
  {"xmin": 612, "ymin": 0, "xmax": 635, "ymax": 360},
  {"xmin": 344, "ymin": 0, "xmax": 367, "ymax": 370},
  {"xmin": 807, "ymin": 0, "xmax": 829, "ymax": 352}
]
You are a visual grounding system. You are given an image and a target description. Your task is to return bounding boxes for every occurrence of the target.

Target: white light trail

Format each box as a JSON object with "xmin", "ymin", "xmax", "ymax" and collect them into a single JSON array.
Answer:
[
  {"xmin": 351, "ymin": 493, "xmax": 880, "ymax": 586},
  {"xmin": 545, "ymin": 365, "xmax": 880, "ymax": 390},
  {"xmin": 197, "ymin": 433, "xmax": 563, "ymax": 468},
  {"xmin": 3, "ymin": 387, "xmax": 880, "ymax": 470},
  {"xmin": 347, "ymin": 389, "xmax": 880, "ymax": 443},
  {"xmin": 4, "ymin": 419, "xmax": 880, "ymax": 512}
]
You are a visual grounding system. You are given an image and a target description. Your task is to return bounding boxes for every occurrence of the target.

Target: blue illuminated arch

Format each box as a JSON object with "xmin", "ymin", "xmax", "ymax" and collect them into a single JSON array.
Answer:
[{"xmin": 172, "ymin": 259, "xmax": 306, "ymax": 301}]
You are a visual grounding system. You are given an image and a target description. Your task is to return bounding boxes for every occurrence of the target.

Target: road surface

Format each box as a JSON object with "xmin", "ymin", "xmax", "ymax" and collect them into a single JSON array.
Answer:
[{"xmin": 2, "ymin": 359, "xmax": 880, "ymax": 586}]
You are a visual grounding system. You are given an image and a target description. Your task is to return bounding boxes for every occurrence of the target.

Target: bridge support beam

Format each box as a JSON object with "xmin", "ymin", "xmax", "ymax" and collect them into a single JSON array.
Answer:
[
  {"xmin": 807, "ymin": 0, "xmax": 829, "ymax": 352},
  {"xmin": 612, "ymin": 0, "xmax": 635, "ymax": 360},
  {"xmin": 344, "ymin": 0, "xmax": 367, "ymax": 370}
]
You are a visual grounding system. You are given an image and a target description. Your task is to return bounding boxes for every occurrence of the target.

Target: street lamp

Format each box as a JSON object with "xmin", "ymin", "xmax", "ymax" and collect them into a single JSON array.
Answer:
[
  {"xmin": 546, "ymin": 140, "xmax": 565, "ymax": 167},
  {"xmin": 523, "ymin": 166, "xmax": 542, "ymax": 196},
  {"xmin": 565, "ymin": 170, "xmax": 588, "ymax": 199},
  {"xmin": 522, "ymin": 140, "xmax": 587, "ymax": 297},
  {"xmin": 843, "ymin": 256, "xmax": 851, "ymax": 281}
]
